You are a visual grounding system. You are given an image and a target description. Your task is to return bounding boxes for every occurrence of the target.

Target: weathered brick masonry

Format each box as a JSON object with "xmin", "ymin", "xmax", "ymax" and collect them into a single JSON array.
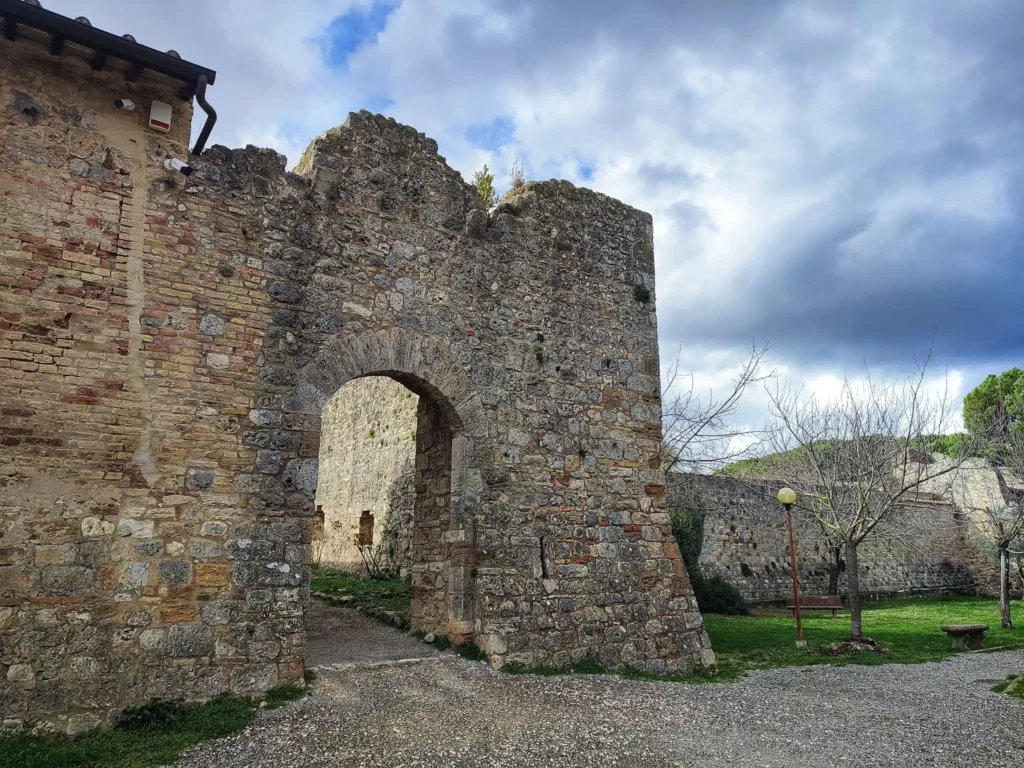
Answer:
[{"xmin": 0, "ymin": 27, "xmax": 713, "ymax": 732}]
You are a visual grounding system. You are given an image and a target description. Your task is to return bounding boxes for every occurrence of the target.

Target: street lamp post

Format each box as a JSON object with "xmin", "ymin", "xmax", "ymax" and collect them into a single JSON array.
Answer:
[{"xmin": 778, "ymin": 487, "xmax": 805, "ymax": 649}]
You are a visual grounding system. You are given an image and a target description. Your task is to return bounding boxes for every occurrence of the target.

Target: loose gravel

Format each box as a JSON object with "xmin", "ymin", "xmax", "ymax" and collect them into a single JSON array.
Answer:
[{"xmin": 176, "ymin": 607, "xmax": 1024, "ymax": 768}]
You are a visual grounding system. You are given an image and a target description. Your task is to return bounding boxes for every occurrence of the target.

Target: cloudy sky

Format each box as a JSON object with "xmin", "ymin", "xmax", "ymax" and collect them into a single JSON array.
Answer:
[{"xmin": 50, "ymin": 0, "xmax": 1024, "ymax": 434}]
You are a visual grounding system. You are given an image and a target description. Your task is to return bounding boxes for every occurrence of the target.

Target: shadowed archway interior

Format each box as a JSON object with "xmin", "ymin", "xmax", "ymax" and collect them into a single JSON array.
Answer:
[{"xmin": 311, "ymin": 373, "xmax": 461, "ymax": 635}]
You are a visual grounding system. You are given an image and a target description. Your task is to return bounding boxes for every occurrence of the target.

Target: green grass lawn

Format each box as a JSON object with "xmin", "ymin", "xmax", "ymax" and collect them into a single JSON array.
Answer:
[
  {"xmin": 0, "ymin": 683, "xmax": 309, "ymax": 768},
  {"xmin": 704, "ymin": 596, "xmax": 1024, "ymax": 679},
  {"xmin": 310, "ymin": 567, "xmax": 412, "ymax": 615}
]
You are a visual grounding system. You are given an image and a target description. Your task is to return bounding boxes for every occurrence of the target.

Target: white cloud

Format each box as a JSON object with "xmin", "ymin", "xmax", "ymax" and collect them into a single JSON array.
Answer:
[{"xmin": 43, "ymin": 0, "xmax": 1021, "ymax": 451}]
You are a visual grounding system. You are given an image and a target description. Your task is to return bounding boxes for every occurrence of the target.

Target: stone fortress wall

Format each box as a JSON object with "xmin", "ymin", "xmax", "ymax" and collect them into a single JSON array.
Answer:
[
  {"xmin": 314, "ymin": 376, "xmax": 417, "ymax": 571},
  {"xmin": 666, "ymin": 474, "xmax": 999, "ymax": 603},
  {"xmin": 0, "ymin": 19, "xmax": 714, "ymax": 733},
  {"xmin": 314, "ymin": 408, "xmax": 1013, "ymax": 604}
]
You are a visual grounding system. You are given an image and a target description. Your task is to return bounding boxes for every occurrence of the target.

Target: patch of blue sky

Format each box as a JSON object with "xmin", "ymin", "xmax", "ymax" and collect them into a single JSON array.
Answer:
[
  {"xmin": 465, "ymin": 116, "xmax": 515, "ymax": 152},
  {"xmin": 322, "ymin": 1, "xmax": 399, "ymax": 69}
]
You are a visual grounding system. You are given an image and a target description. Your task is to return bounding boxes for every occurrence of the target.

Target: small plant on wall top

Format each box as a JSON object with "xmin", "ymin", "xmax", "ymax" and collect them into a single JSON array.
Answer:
[
  {"xmin": 472, "ymin": 164, "xmax": 498, "ymax": 209},
  {"xmin": 633, "ymin": 283, "xmax": 651, "ymax": 304},
  {"xmin": 368, "ymin": 427, "xmax": 375, "ymax": 438},
  {"xmin": 510, "ymin": 156, "xmax": 526, "ymax": 190}
]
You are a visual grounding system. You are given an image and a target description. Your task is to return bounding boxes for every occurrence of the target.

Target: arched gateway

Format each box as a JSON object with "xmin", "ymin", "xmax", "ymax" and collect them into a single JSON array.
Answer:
[
  {"xmin": 0, "ymin": 28, "xmax": 713, "ymax": 732},
  {"xmin": 293, "ymin": 328, "xmax": 485, "ymax": 640}
]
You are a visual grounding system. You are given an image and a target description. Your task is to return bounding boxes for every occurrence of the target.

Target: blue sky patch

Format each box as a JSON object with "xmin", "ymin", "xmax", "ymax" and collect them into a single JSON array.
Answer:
[
  {"xmin": 323, "ymin": 1, "xmax": 398, "ymax": 68},
  {"xmin": 466, "ymin": 116, "xmax": 515, "ymax": 151}
]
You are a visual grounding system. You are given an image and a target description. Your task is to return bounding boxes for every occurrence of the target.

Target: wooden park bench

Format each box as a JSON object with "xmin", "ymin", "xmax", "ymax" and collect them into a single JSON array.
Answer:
[
  {"xmin": 787, "ymin": 594, "xmax": 842, "ymax": 619},
  {"xmin": 940, "ymin": 623, "xmax": 989, "ymax": 651}
]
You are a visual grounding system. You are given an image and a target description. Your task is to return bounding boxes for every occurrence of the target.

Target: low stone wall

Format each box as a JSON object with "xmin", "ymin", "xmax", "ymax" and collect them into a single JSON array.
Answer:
[
  {"xmin": 314, "ymin": 377, "xmax": 417, "ymax": 573},
  {"xmin": 667, "ymin": 475, "xmax": 996, "ymax": 603}
]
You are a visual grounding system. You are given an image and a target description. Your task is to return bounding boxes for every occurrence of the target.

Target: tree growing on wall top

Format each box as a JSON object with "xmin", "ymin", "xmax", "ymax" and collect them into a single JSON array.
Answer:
[{"xmin": 471, "ymin": 164, "xmax": 498, "ymax": 209}]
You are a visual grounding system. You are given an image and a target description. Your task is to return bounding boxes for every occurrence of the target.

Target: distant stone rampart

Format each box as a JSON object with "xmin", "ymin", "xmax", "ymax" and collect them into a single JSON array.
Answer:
[{"xmin": 666, "ymin": 474, "xmax": 997, "ymax": 603}]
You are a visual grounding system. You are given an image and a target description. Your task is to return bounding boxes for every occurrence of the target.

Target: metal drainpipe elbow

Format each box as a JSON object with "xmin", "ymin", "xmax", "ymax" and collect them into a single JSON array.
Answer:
[{"xmin": 190, "ymin": 74, "xmax": 217, "ymax": 156}]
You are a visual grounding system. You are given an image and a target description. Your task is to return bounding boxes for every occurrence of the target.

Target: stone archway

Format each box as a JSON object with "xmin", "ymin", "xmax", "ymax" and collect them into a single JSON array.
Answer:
[
  {"xmin": 0, "ymin": 99, "xmax": 716, "ymax": 732},
  {"xmin": 286, "ymin": 328, "xmax": 483, "ymax": 641}
]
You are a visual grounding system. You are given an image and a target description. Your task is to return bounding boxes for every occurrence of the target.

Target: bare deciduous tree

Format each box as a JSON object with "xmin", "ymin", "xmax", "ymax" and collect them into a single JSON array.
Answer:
[
  {"xmin": 661, "ymin": 343, "xmax": 773, "ymax": 475},
  {"xmin": 981, "ymin": 485, "xmax": 1024, "ymax": 629},
  {"xmin": 966, "ymin": 416, "xmax": 1024, "ymax": 628},
  {"xmin": 763, "ymin": 354, "xmax": 976, "ymax": 641}
]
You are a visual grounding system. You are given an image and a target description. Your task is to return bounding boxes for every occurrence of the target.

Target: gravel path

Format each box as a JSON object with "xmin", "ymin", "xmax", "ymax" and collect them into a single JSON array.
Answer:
[
  {"xmin": 177, "ymin": 611, "xmax": 1024, "ymax": 768},
  {"xmin": 304, "ymin": 598, "xmax": 434, "ymax": 669}
]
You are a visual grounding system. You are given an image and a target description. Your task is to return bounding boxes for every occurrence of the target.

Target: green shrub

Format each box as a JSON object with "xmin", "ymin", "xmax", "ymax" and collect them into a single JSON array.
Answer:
[
  {"xmin": 471, "ymin": 165, "xmax": 498, "ymax": 209},
  {"xmin": 670, "ymin": 510, "xmax": 704, "ymax": 571},
  {"xmin": 918, "ymin": 432, "xmax": 973, "ymax": 458},
  {"xmin": 117, "ymin": 700, "xmax": 189, "ymax": 732},
  {"xmin": 691, "ymin": 572, "xmax": 749, "ymax": 616},
  {"xmin": 670, "ymin": 509, "xmax": 748, "ymax": 616},
  {"xmin": 633, "ymin": 284, "xmax": 651, "ymax": 304},
  {"xmin": 572, "ymin": 657, "xmax": 606, "ymax": 674}
]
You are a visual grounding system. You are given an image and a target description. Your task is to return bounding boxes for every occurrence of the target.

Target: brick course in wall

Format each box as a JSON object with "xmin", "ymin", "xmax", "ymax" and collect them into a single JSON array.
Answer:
[{"xmin": 0, "ymin": 26, "xmax": 713, "ymax": 732}]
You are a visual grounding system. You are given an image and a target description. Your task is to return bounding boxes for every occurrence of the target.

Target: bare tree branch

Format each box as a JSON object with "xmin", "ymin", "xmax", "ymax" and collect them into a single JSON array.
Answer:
[
  {"xmin": 759, "ymin": 352, "xmax": 981, "ymax": 639},
  {"xmin": 662, "ymin": 342, "xmax": 775, "ymax": 474}
]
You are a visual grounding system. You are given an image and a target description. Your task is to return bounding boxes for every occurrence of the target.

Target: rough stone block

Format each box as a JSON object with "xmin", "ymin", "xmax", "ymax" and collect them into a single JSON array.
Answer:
[
  {"xmin": 199, "ymin": 313, "xmax": 226, "ymax": 336},
  {"xmin": 6, "ymin": 664, "xmax": 34, "ymax": 685},
  {"xmin": 186, "ymin": 468, "xmax": 215, "ymax": 491},
  {"xmin": 206, "ymin": 352, "xmax": 230, "ymax": 369},
  {"xmin": 66, "ymin": 713, "xmax": 102, "ymax": 736},
  {"xmin": 256, "ymin": 450, "xmax": 281, "ymax": 474},
  {"xmin": 116, "ymin": 520, "xmax": 155, "ymax": 539},
  {"xmin": 81, "ymin": 517, "xmax": 115, "ymax": 537},
  {"xmin": 139, "ymin": 629, "xmax": 166, "ymax": 651},
  {"xmin": 200, "ymin": 521, "xmax": 228, "ymax": 536},
  {"xmin": 168, "ymin": 625, "xmax": 213, "ymax": 658},
  {"xmin": 281, "ymin": 459, "xmax": 318, "ymax": 497},
  {"xmin": 188, "ymin": 540, "xmax": 222, "ymax": 559},
  {"xmin": 158, "ymin": 560, "xmax": 193, "ymax": 587},
  {"xmin": 119, "ymin": 562, "xmax": 150, "ymax": 590},
  {"xmin": 196, "ymin": 564, "xmax": 230, "ymax": 587},
  {"xmin": 40, "ymin": 566, "xmax": 96, "ymax": 594},
  {"xmin": 230, "ymin": 664, "xmax": 278, "ymax": 694}
]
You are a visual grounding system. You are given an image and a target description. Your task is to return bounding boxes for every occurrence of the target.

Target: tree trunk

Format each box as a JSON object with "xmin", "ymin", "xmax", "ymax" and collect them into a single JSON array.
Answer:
[
  {"xmin": 827, "ymin": 545, "xmax": 842, "ymax": 596},
  {"xmin": 847, "ymin": 540, "xmax": 863, "ymax": 640},
  {"xmin": 1000, "ymin": 545, "xmax": 1012, "ymax": 630}
]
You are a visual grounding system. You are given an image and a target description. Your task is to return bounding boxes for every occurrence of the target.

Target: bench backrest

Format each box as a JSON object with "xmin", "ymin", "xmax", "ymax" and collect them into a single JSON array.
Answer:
[{"xmin": 790, "ymin": 595, "xmax": 842, "ymax": 608}]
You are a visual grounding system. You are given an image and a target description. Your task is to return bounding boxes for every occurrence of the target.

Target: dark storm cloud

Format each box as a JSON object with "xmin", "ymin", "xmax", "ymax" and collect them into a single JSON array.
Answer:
[
  {"xmin": 361, "ymin": 0, "xmax": 1022, "ymax": 384},
  {"xmin": 645, "ymin": 0, "xmax": 1024, "ymax": 378},
  {"xmin": 671, "ymin": 186, "xmax": 1024, "ymax": 367}
]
